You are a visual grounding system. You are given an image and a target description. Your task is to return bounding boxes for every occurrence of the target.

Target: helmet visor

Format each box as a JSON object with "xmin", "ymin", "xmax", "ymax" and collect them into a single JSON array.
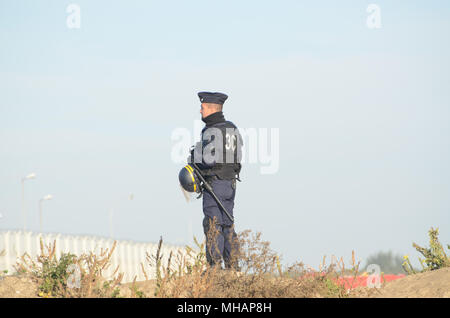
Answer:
[{"xmin": 179, "ymin": 183, "xmax": 198, "ymax": 202}]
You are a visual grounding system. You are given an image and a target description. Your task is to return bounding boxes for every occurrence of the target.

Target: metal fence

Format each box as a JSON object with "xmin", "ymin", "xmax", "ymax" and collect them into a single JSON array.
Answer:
[{"xmin": 0, "ymin": 231, "xmax": 188, "ymax": 283}]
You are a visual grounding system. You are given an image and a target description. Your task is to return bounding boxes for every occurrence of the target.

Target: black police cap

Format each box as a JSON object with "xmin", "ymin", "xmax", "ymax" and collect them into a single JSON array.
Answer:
[{"xmin": 198, "ymin": 92, "xmax": 228, "ymax": 105}]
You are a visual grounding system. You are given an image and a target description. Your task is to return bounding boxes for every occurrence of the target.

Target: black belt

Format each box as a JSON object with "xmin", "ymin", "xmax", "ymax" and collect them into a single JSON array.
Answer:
[
  {"xmin": 205, "ymin": 175, "xmax": 237, "ymax": 183},
  {"xmin": 205, "ymin": 175, "xmax": 219, "ymax": 182},
  {"xmin": 204, "ymin": 176, "xmax": 237, "ymax": 190}
]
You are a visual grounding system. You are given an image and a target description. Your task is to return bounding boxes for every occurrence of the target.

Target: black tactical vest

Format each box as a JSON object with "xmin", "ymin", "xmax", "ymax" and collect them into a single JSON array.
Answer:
[
  {"xmin": 202, "ymin": 121, "xmax": 243, "ymax": 180},
  {"xmin": 195, "ymin": 120, "xmax": 243, "ymax": 180}
]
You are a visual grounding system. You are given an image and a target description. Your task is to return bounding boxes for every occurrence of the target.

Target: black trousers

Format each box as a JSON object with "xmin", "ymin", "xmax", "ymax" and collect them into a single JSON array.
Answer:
[{"xmin": 202, "ymin": 179, "xmax": 239, "ymax": 268}]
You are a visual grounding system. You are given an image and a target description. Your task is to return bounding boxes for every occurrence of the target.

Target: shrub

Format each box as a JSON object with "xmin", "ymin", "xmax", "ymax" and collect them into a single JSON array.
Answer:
[
  {"xmin": 402, "ymin": 227, "xmax": 450, "ymax": 274},
  {"xmin": 363, "ymin": 250, "xmax": 406, "ymax": 275},
  {"xmin": 142, "ymin": 229, "xmax": 351, "ymax": 298},
  {"xmin": 14, "ymin": 238, "xmax": 124, "ymax": 298}
]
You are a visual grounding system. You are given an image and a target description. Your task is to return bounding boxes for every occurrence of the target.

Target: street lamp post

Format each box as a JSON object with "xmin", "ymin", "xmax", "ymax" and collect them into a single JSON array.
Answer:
[
  {"xmin": 39, "ymin": 194, "xmax": 53, "ymax": 233},
  {"xmin": 21, "ymin": 173, "xmax": 36, "ymax": 231}
]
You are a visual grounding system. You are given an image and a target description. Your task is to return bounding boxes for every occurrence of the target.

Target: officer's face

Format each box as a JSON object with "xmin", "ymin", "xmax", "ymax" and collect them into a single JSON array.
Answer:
[
  {"xmin": 200, "ymin": 103, "xmax": 211, "ymax": 118},
  {"xmin": 200, "ymin": 103, "xmax": 221, "ymax": 119}
]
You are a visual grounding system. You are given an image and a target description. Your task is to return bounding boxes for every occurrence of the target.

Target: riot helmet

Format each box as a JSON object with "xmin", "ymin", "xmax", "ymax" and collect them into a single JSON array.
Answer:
[{"xmin": 179, "ymin": 164, "xmax": 201, "ymax": 193}]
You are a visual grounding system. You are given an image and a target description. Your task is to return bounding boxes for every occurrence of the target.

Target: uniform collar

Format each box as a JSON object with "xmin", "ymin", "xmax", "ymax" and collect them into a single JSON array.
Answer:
[{"xmin": 202, "ymin": 111, "xmax": 226, "ymax": 126}]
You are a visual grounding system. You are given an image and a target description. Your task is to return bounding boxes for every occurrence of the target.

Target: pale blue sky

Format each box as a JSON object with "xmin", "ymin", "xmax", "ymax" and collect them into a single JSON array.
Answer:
[{"xmin": 1, "ymin": 1, "xmax": 449, "ymax": 270}]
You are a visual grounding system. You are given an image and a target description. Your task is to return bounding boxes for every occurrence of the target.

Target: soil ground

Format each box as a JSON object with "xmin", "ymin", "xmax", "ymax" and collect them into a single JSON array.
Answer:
[
  {"xmin": 351, "ymin": 267, "xmax": 450, "ymax": 298},
  {"xmin": 1, "ymin": 267, "xmax": 449, "ymax": 298},
  {"xmin": 0, "ymin": 274, "xmax": 39, "ymax": 298},
  {"xmin": 0, "ymin": 273, "xmax": 157, "ymax": 298},
  {"xmin": 373, "ymin": 267, "xmax": 450, "ymax": 298}
]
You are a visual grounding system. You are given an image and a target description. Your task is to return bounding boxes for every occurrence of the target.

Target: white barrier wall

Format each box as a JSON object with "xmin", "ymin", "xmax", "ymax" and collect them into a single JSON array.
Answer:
[{"xmin": 0, "ymin": 231, "xmax": 188, "ymax": 283}]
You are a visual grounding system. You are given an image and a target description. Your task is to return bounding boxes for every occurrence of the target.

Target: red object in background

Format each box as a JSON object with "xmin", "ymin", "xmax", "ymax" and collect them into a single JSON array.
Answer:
[{"xmin": 335, "ymin": 274, "xmax": 406, "ymax": 289}]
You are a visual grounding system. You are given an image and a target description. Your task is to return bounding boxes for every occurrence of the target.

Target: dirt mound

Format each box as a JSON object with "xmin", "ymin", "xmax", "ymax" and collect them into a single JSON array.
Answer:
[
  {"xmin": 1, "ymin": 268, "xmax": 449, "ymax": 298},
  {"xmin": 0, "ymin": 273, "xmax": 156, "ymax": 298},
  {"xmin": 374, "ymin": 267, "xmax": 450, "ymax": 298},
  {"xmin": 351, "ymin": 267, "xmax": 450, "ymax": 298},
  {"xmin": 0, "ymin": 274, "xmax": 39, "ymax": 298}
]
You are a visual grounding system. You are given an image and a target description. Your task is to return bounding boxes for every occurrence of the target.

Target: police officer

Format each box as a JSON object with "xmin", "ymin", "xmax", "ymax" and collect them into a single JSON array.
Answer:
[{"xmin": 189, "ymin": 91, "xmax": 243, "ymax": 270}]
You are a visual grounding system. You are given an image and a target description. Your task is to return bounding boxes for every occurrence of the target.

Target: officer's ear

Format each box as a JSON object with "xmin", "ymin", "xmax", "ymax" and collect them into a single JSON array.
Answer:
[
  {"xmin": 205, "ymin": 103, "xmax": 222, "ymax": 112},
  {"xmin": 213, "ymin": 104, "xmax": 223, "ymax": 112}
]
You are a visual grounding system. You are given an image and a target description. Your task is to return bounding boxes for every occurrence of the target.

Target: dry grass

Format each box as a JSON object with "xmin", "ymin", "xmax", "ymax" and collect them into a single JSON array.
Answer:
[
  {"xmin": 14, "ymin": 238, "xmax": 123, "ymax": 298},
  {"xmin": 9, "ymin": 229, "xmax": 373, "ymax": 298},
  {"xmin": 141, "ymin": 228, "xmax": 353, "ymax": 298}
]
